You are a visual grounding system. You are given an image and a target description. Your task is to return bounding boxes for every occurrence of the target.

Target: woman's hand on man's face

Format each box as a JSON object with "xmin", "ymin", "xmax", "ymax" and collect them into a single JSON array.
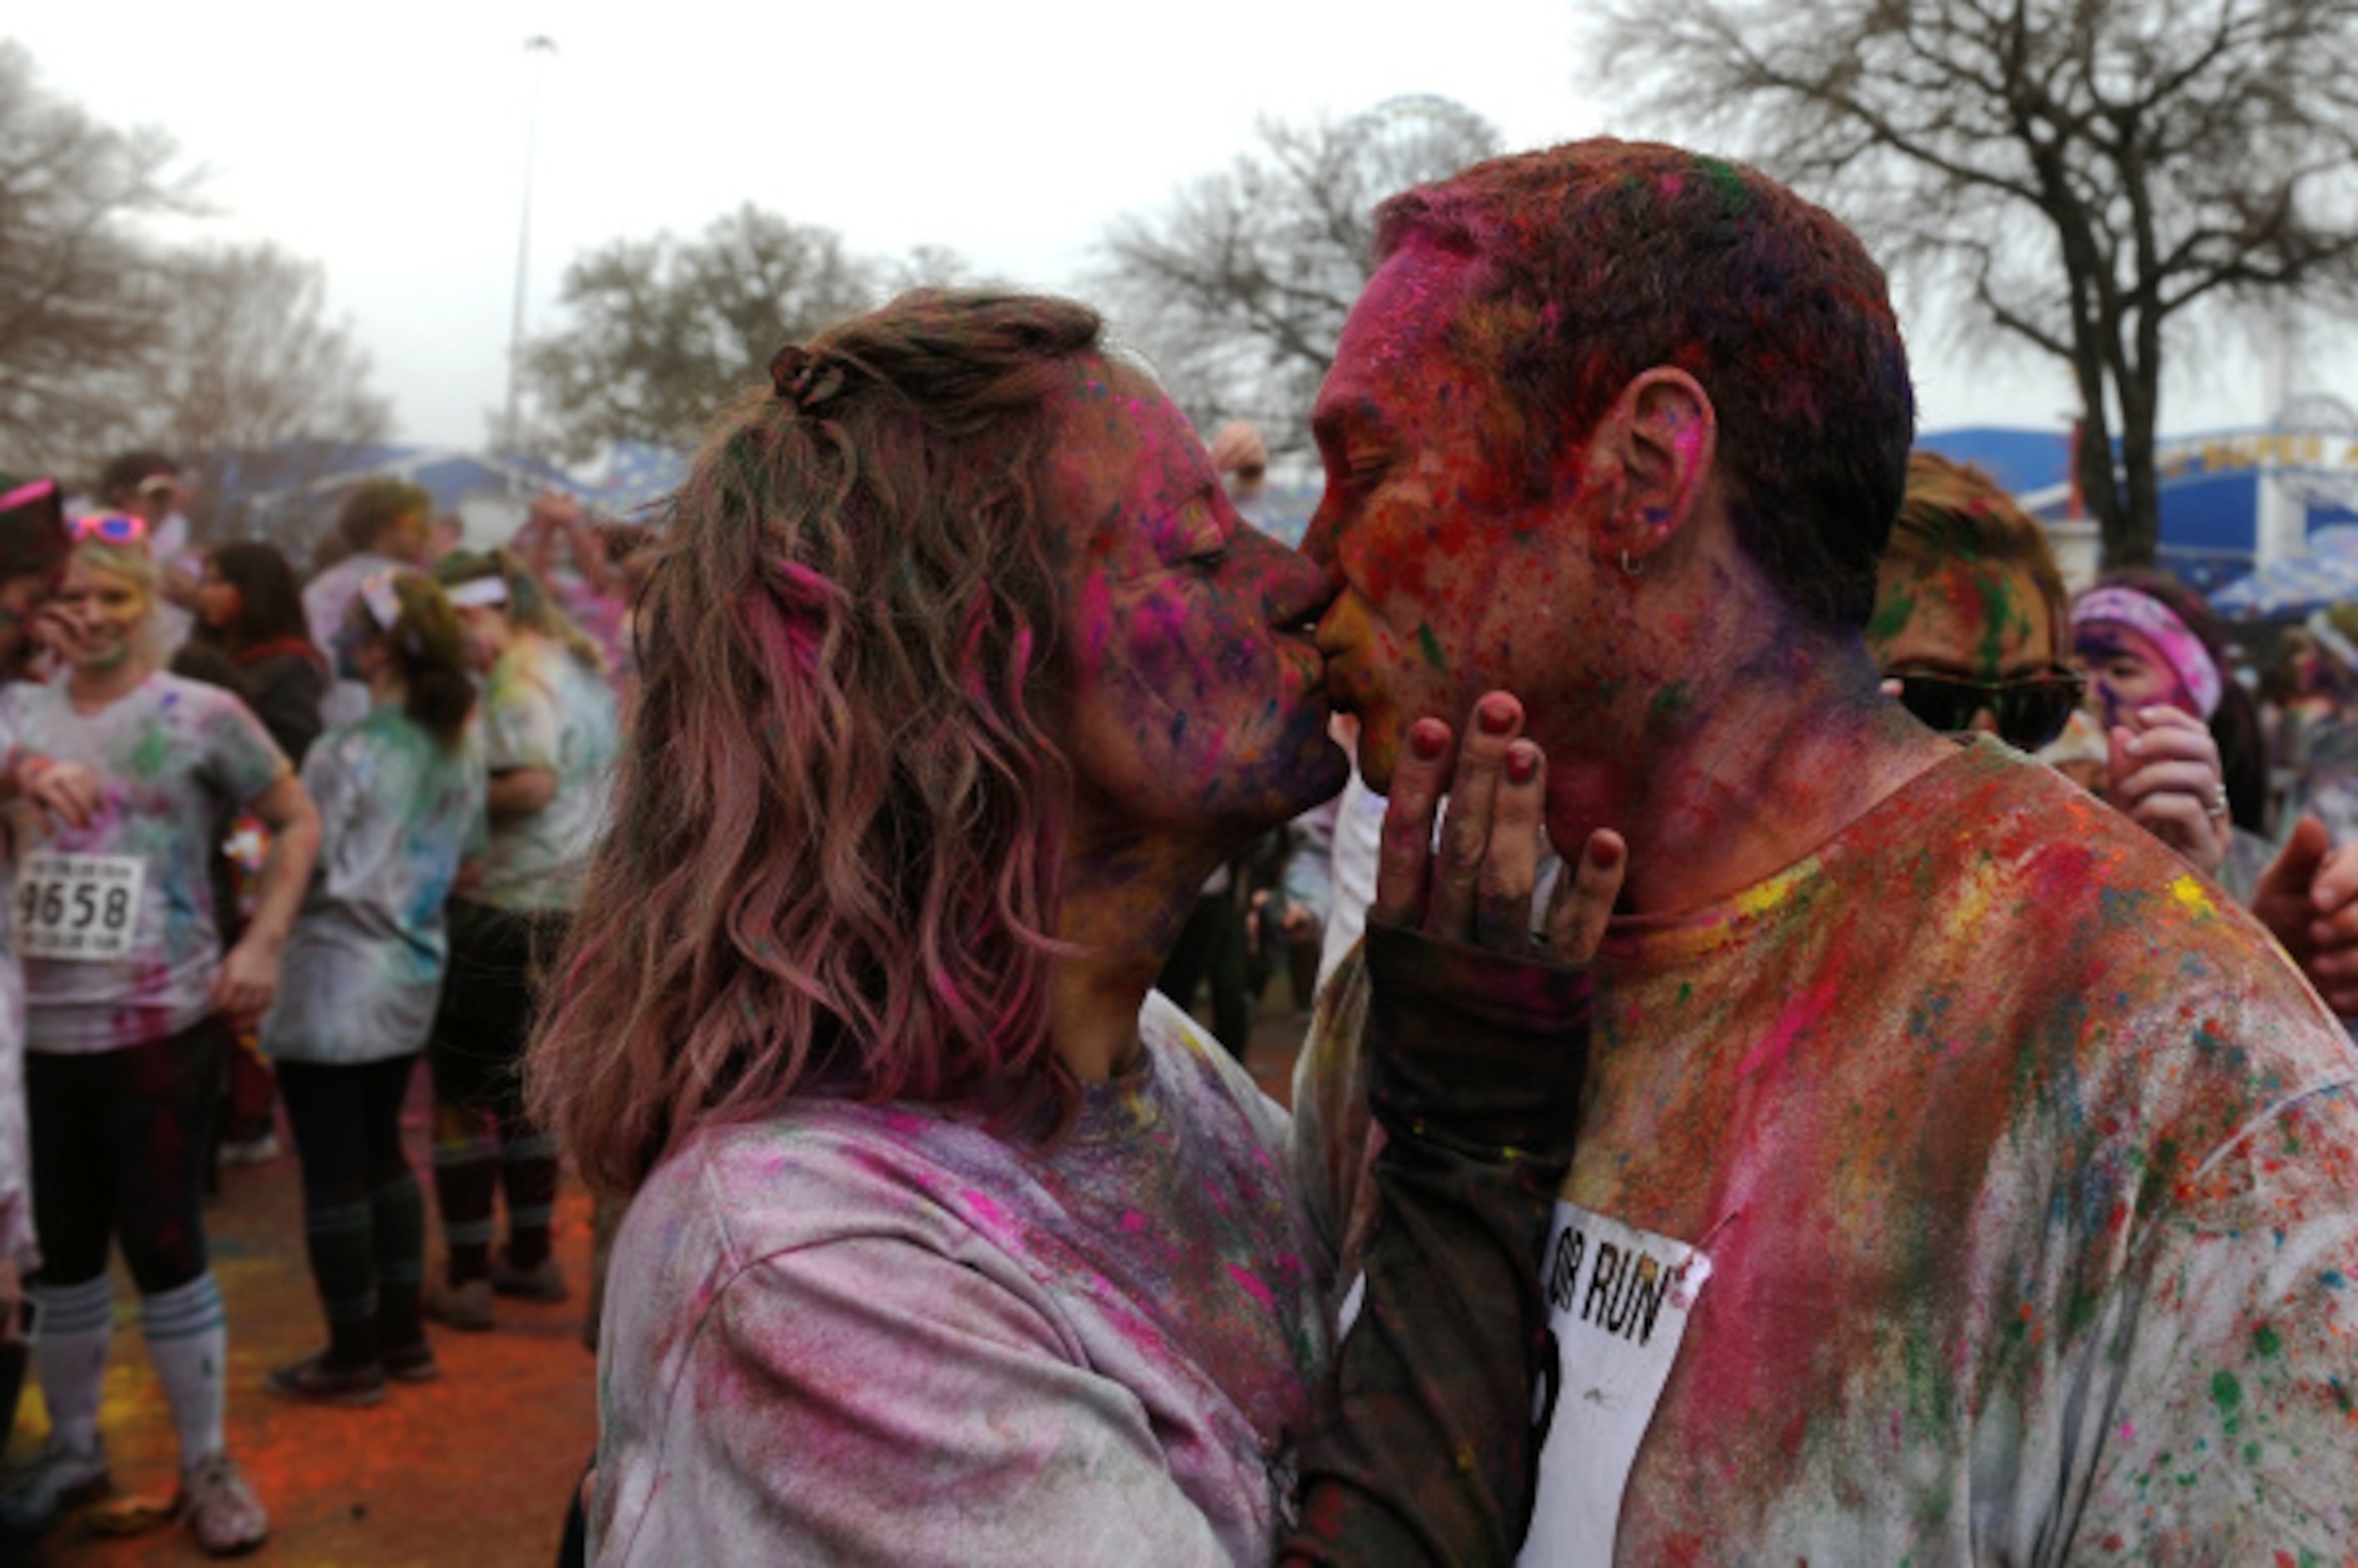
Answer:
[{"xmin": 1370, "ymin": 690, "xmax": 1624, "ymax": 964}]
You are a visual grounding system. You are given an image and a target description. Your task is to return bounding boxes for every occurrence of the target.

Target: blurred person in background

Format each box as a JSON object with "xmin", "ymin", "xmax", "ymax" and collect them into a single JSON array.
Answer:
[
  {"xmin": 514, "ymin": 492, "xmax": 637, "ymax": 678},
  {"xmin": 0, "ymin": 477, "xmax": 94, "ymax": 1446},
  {"xmin": 421, "ymin": 549, "xmax": 615, "ymax": 1329},
  {"xmin": 305, "ymin": 480, "xmax": 436, "ymax": 730},
  {"xmin": 0, "ymin": 517, "xmax": 318, "ymax": 1555},
  {"xmin": 97, "ymin": 454, "xmax": 197, "ymax": 652},
  {"xmin": 1868, "ymin": 454, "xmax": 2358, "ymax": 1014},
  {"xmin": 194, "ymin": 542, "xmax": 327, "ymax": 766},
  {"xmin": 2069, "ymin": 569, "xmax": 2270, "ymax": 894},
  {"xmin": 261, "ymin": 573, "xmax": 483, "ymax": 1406},
  {"xmin": 190, "ymin": 540, "xmax": 330, "ymax": 1169}
]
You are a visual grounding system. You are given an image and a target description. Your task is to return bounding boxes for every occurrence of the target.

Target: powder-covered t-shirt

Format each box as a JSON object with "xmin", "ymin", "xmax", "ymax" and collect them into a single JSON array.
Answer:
[
  {"xmin": 1293, "ymin": 736, "xmax": 2358, "ymax": 1563},
  {"xmin": 3, "ymin": 673, "xmax": 288, "ymax": 1053},
  {"xmin": 0, "ymin": 701, "xmax": 27, "ymax": 1266},
  {"xmin": 261, "ymin": 704, "xmax": 486, "ymax": 1065},
  {"xmin": 595, "ymin": 993, "xmax": 1327, "ymax": 1566},
  {"xmin": 469, "ymin": 635, "xmax": 615, "ymax": 913}
]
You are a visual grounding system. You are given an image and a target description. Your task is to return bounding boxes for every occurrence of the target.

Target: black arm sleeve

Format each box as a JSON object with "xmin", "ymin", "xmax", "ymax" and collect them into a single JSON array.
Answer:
[{"xmin": 1280, "ymin": 923, "xmax": 1591, "ymax": 1566}]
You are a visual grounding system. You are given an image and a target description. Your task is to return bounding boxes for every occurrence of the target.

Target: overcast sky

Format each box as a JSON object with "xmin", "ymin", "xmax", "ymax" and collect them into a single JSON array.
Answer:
[{"xmin": 13, "ymin": 1, "xmax": 2323, "ymax": 454}]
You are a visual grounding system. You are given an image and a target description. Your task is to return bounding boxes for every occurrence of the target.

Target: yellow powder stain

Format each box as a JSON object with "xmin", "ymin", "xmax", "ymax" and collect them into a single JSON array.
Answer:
[{"xmin": 2169, "ymin": 874, "xmax": 2218, "ymax": 920}]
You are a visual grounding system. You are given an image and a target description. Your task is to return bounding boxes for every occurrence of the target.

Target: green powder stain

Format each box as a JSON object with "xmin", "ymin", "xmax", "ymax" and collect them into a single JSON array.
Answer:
[
  {"xmin": 1866, "ymin": 588, "xmax": 1916, "ymax": 649},
  {"xmin": 2242, "ymin": 1441, "xmax": 2262, "ymax": 1464},
  {"xmin": 129, "ymin": 724, "xmax": 175, "ymax": 781},
  {"xmin": 1650, "ymin": 683, "xmax": 1695, "ymax": 718},
  {"xmin": 2253, "ymin": 1323, "xmax": 2283, "ymax": 1358},
  {"xmin": 1973, "ymin": 572, "xmax": 2017, "ymax": 675},
  {"xmin": 1415, "ymin": 623, "xmax": 1446, "ymax": 673},
  {"xmin": 2210, "ymin": 1369, "xmax": 2243, "ymax": 1424},
  {"xmin": 1694, "ymin": 155, "xmax": 1748, "ymax": 209}
]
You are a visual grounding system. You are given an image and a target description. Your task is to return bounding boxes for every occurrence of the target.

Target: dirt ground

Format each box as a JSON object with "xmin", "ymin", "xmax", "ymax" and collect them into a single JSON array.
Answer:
[
  {"xmin": 4, "ymin": 1080, "xmax": 599, "ymax": 1568},
  {"xmin": 3, "ymin": 989, "xmax": 1311, "ymax": 1568}
]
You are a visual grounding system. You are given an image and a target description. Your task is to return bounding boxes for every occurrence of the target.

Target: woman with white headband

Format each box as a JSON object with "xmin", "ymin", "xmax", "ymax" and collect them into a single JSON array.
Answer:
[
  {"xmin": 422, "ymin": 549, "xmax": 617, "ymax": 1330},
  {"xmin": 260, "ymin": 572, "xmax": 483, "ymax": 1405},
  {"xmin": 2070, "ymin": 569, "xmax": 2272, "ymax": 898}
]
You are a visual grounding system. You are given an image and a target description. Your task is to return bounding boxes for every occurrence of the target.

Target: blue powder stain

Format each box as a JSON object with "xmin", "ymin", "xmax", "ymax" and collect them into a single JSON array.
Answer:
[{"xmin": 2322, "ymin": 1270, "xmax": 2347, "ymax": 1290}]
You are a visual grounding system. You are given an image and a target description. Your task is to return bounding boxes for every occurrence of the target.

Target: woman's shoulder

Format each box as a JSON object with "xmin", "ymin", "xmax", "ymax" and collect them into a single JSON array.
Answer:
[{"xmin": 625, "ymin": 1101, "xmax": 1030, "ymax": 1275}]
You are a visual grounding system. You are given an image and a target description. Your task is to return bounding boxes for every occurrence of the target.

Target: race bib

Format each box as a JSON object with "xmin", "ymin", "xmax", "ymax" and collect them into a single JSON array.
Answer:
[
  {"xmin": 16, "ymin": 852, "xmax": 144, "ymax": 962},
  {"xmin": 1519, "ymin": 1203, "xmax": 1713, "ymax": 1567}
]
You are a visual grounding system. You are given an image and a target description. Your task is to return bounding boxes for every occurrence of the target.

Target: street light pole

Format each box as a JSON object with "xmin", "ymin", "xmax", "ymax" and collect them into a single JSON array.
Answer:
[{"xmin": 503, "ymin": 35, "xmax": 559, "ymax": 459}]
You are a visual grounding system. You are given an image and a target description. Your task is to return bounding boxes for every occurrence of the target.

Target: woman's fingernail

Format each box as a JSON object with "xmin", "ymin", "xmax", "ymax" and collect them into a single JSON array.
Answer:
[
  {"xmin": 1505, "ymin": 745, "xmax": 1538, "ymax": 784},
  {"xmin": 1477, "ymin": 696, "xmax": 1515, "ymax": 735},
  {"xmin": 1409, "ymin": 722, "xmax": 1447, "ymax": 761},
  {"xmin": 1589, "ymin": 835, "xmax": 1623, "ymax": 871}
]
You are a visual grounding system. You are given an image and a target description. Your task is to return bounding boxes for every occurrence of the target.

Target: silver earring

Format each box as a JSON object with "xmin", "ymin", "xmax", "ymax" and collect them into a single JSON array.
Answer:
[{"xmin": 1621, "ymin": 548, "xmax": 1643, "ymax": 577}]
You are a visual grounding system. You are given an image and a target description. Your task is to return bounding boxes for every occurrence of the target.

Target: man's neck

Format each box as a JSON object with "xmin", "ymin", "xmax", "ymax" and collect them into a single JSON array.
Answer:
[{"xmin": 1549, "ymin": 633, "xmax": 1951, "ymax": 918}]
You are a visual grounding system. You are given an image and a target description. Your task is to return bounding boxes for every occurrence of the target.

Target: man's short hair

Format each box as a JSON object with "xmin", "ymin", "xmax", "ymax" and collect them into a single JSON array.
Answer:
[
  {"xmin": 1887, "ymin": 450, "xmax": 2067, "ymax": 643},
  {"xmin": 337, "ymin": 478, "xmax": 433, "ymax": 552},
  {"xmin": 1374, "ymin": 139, "xmax": 1915, "ymax": 630},
  {"xmin": 98, "ymin": 451, "xmax": 180, "ymax": 506}
]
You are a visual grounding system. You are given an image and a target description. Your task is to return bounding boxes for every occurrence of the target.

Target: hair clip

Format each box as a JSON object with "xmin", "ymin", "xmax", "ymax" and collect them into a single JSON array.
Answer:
[{"xmin": 767, "ymin": 343, "xmax": 846, "ymax": 412}]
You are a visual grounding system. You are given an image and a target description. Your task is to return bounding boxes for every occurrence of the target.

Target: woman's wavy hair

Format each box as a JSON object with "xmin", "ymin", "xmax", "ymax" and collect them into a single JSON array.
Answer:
[{"xmin": 528, "ymin": 290, "xmax": 1106, "ymax": 1196}]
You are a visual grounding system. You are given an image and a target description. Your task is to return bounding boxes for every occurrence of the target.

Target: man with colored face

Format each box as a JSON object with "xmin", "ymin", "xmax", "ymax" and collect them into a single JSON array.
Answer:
[{"xmin": 1292, "ymin": 140, "xmax": 2358, "ymax": 1561}]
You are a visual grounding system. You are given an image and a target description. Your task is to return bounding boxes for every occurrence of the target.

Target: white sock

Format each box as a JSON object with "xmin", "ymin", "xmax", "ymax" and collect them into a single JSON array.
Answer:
[
  {"xmin": 140, "ymin": 1272, "xmax": 227, "ymax": 1469},
  {"xmin": 27, "ymin": 1276, "xmax": 112, "ymax": 1454}
]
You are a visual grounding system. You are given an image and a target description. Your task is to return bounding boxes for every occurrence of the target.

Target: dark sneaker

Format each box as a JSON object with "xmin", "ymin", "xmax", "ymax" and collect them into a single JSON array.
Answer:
[
  {"xmin": 0, "ymin": 1434, "xmax": 111, "ymax": 1535},
  {"xmin": 381, "ymin": 1338, "xmax": 440, "ymax": 1383},
  {"xmin": 420, "ymin": 1277, "xmax": 495, "ymax": 1331},
  {"xmin": 177, "ymin": 1452, "xmax": 268, "ymax": 1556},
  {"xmin": 489, "ymin": 1253, "xmax": 569, "ymax": 1302},
  {"xmin": 265, "ymin": 1352, "xmax": 386, "ymax": 1409}
]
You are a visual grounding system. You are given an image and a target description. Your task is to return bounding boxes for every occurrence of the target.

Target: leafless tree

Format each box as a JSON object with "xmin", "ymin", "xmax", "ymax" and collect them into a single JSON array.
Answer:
[
  {"xmin": 513, "ymin": 205, "xmax": 881, "ymax": 462},
  {"xmin": 121, "ymin": 244, "xmax": 394, "ymax": 546},
  {"xmin": 1596, "ymin": 0, "xmax": 2358, "ymax": 567},
  {"xmin": 0, "ymin": 42, "xmax": 200, "ymax": 473},
  {"xmin": 1097, "ymin": 96, "xmax": 1502, "ymax": 457}
]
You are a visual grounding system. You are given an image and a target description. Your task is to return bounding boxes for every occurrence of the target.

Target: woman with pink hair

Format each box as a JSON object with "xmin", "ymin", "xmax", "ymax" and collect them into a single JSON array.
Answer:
[{"xmin": 530, "ymin": 291, "xmax": 1620, "ymax": 1565}]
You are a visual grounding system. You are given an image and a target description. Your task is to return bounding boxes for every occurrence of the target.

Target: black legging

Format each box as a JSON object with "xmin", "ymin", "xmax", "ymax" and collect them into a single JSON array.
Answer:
[
  {"xmin": 26, "ymin": 1019, "xmax": 227, "ymax": 1294},
  {"xmin": 277, "ymin": 1056, "xmax": 418, "ymax": 1202},
  {"xmin": 277, "ymin": 1055, "xmax": 428, "ymax": 1361},
  {"xmin": 428, "ymin": 903, "xmax": 568, "ymax": 1282}
]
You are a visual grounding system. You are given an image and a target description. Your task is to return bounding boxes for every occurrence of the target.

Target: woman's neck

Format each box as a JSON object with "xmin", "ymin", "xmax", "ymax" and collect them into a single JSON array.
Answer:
[
  {"xmin": 68, "ymin": 651, "xmax": 155, "ymax": 710},
  {"xmin": 1049, "ymin": 807, "xmax": 1230, "ymax": 1081}
]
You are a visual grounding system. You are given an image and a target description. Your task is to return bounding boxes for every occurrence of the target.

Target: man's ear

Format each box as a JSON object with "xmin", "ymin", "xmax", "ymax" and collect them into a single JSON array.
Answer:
[{"xmin": 1576, "ymin": 369, "xmax": 1717, "ymax": 573}]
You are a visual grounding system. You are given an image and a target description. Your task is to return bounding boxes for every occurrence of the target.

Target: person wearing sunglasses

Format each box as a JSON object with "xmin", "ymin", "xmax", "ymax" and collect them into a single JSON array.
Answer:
[
  {"xmin": 1871, "ymin": 456, "xmax": 2358, "ymax": 1013},
  {"xmin": 1870, "ymin": 453, "xmax": 2242, "ymax": 880}
]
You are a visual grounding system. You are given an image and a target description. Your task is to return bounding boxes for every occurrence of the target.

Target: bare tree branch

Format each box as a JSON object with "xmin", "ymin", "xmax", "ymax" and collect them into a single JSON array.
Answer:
[
  {"xmin": 1597, "ymin": 0, "xmax": 2358, "ymax": 566},
  {"xmin": 1092, "ymin": 96, "xmax": 1503, "ymax": 453}
]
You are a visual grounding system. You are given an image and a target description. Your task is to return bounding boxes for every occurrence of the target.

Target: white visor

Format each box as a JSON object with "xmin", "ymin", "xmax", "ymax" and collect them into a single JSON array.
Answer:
[{"xmin": 445, "ymin": 575, "xmax": 510, "ymax": 609}]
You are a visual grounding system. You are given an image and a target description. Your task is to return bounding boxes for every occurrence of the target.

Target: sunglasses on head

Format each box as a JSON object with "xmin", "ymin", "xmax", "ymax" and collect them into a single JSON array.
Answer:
[
  {"xmin": 1892, "ymin": 668, "xmax": 2086, "ymax": 751},
  {"xmin": 70, "ymin": 513, "xmax": 149, "ymax": 545}
]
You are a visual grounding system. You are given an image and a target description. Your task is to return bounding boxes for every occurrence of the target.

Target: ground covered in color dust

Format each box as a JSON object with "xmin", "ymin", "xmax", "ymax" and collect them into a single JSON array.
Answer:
[{"xmin": 6, "ymin": 1077, "xmax": 598, "ymax": 1567}]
